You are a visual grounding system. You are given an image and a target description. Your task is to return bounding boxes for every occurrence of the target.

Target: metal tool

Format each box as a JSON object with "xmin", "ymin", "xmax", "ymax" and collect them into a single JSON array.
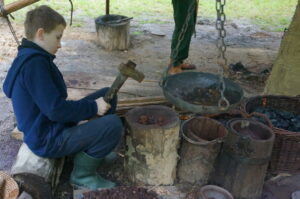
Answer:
[{"xmin": 104, "ymin": 60, "xmax": 145, "ymax": 102}]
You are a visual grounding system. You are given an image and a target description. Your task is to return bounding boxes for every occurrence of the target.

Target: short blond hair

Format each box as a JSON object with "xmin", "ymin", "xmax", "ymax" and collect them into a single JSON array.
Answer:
[{"xmin": 24, "ymin": 5, "xmax": 66, "ymax": 40}]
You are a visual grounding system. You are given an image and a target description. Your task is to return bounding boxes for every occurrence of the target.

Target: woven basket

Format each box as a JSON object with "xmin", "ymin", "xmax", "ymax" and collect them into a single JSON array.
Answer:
[
  {"xmin": 243, "ymin": 95, "xmax": 300, "ymax": 173},
  {"xmin": 0, "ymin": 171, "xmax": 19, "ymax": 199}
]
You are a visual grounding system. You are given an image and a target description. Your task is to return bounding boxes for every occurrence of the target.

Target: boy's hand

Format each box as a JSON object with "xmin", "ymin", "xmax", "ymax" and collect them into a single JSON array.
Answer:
[{"xmin": 95, "ymin": 97, "xmax": 111, "ymax": 115}]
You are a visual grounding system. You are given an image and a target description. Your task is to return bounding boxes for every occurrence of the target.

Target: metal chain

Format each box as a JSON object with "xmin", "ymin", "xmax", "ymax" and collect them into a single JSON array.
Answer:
[
  {"xmin": 215, "ymin": 0, "xmax": 229, "ymax": 110},
  {"xmin": 170, "ymin": 0, "xmax": 197, "ymax": 69}
]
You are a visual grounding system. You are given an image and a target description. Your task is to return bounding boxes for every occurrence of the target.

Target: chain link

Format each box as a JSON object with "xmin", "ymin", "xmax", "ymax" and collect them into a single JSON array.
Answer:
[{"xmin": 215, "ymin": 0, "xmax": 229, "ymax": 110}]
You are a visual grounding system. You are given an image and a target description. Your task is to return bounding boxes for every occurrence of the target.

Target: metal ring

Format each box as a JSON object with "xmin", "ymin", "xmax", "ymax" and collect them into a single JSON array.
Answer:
[{"xmin": 218, "ymin": 97, "xmax": 230, "ymax": 110}]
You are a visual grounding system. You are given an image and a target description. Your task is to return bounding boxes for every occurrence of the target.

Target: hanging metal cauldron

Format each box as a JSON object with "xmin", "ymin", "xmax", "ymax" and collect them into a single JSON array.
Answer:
[{"xmin": 160, "ymin": 72, "xmax": 244, "ymax": 114}]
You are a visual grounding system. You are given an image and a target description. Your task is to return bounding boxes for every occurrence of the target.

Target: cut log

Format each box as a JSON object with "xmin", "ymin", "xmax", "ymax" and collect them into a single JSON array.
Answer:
[
  {"xmin": 124, "ymin": 105, "xmax": 180, "ymax": 185},
  {"xmin": 95, "ymin": 15, "xmax": 130, "ymax": 50}
]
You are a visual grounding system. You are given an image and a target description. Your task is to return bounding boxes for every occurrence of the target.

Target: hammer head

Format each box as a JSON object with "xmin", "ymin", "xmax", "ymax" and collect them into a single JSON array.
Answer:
[{"xmin": 119, "ymin": 60, "xmax": 145, "ymax": 82}]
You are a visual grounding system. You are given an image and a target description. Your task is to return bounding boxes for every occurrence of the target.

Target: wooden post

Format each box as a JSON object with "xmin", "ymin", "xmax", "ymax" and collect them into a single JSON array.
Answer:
[
  {"xmin": 106, "ymin": 0, "xmax": 109, "ymax": 15},
  {"xmin": 0, "ymin": 0, "xmax": 40, "ymax": 17},
  {"xmin": 124, "ymin": 105, "xmax": 180, "ymax": 185}
]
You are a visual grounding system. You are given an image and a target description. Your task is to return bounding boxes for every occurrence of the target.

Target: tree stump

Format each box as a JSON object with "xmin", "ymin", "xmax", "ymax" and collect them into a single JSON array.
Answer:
[
  {"xmin": 124, "ymin": 105, "xmax": 180, "ymax": 185},
  {"xmin": 95, "ymin": 14, "xmax": 130, "ymax": 51}
]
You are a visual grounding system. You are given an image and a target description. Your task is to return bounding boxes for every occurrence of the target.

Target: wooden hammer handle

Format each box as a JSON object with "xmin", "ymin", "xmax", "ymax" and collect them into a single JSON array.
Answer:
[{"xmin": 104, "ymin": 60, "xmax": 144, "ymax": 102}]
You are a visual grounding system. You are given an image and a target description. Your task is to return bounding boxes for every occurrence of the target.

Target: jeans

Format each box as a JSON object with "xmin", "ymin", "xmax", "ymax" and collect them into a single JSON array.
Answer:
[{"xmin": 52, "ymin": 87, "xmax": 124, "ymax": 158}]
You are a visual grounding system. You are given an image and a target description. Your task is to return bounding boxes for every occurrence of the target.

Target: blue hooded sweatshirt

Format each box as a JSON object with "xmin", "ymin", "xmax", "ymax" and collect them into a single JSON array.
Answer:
[{"xmin": 3, "ymin": 39, "xmax": 97, "ymax": 157}]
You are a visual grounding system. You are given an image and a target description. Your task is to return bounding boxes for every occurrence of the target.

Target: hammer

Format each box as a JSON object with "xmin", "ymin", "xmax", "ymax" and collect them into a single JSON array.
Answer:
[{"xmin": 104, "ymin": 60, "xmax": 144, "ymax": 102}]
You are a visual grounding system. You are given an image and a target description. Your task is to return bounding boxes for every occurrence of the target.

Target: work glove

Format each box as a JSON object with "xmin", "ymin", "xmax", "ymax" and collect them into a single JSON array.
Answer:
[{"xmin": 95, "ymin": 97, "xmax": 111, "ymax": 115}]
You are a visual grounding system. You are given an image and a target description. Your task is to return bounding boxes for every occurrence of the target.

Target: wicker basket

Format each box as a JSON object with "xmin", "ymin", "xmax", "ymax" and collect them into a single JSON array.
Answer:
[{"xmin": 243, "ymin": 95, "xmax": 300, "ymax": 173}]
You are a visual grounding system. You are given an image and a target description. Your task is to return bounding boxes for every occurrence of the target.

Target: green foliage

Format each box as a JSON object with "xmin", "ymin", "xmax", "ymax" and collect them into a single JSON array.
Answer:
[
  {"xmin": 5, "ymin": 0, "xmax": 298, "ymax": 31},
  {"xmin": 132, "ymin": 31, "xmax": 143, "ymax": 36}
]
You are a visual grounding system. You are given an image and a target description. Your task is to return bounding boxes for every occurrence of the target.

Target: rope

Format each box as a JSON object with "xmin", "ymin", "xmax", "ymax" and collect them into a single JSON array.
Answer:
[{"xmin": 1, "ymin": 5, "xmax": 20, "ymax": 46}]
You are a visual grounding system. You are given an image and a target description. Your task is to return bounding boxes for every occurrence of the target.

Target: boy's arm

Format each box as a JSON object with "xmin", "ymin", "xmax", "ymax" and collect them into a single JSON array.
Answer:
[{"xmin": 23, "ymin": 57, "xmax": 97, "ymax": 122}]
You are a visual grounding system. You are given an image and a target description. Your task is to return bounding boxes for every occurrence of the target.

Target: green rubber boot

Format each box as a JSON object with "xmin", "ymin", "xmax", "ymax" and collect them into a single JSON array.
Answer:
[
  {"xmin": 70, "ymin": 152, "xmax": 116, "ymax": 190},
  {"xmin": 101, "ymin": 152, "xmax": 118, "ymax": 165}
]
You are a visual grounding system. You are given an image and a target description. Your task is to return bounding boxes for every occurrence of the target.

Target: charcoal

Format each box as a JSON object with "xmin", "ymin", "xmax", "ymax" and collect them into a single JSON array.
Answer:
[
  {"xmin": 279, "ymin": 110, "xmax": 294, "ymax": 119},
  {"xmin": 295, "ymin": 122, "xmax": 300, "ymax": 129},
  {"xmin": 281, "ymin": 120, "xmax": 289, "ymax": 128},
  {"xmin": 291, "ymin": 118, "xmax": 297, "ymax": 122},
  {"xmin": 252, "ymin": 106, "xmax": 300, "ymax": 132},
  {"xmin": 254, "ymin": 107, "xmax": 266, "ymax": 113}
]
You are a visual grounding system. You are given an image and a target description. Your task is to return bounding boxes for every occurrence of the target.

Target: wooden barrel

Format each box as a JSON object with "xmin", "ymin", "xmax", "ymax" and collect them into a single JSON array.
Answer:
[
  {"xmin": 95, "ymin": 14, "xmax": 131, "ymax": 50},
  {"xmin": 211, "ymin": 118, "xmax": 275, "ymax": 199},
  {"xmin": 177, "ymin": 117, "xmax": 228, "ymax": 185},
  {"xmin": 124, "ymin": 105, "xmax": 180, "ymax": 185}
]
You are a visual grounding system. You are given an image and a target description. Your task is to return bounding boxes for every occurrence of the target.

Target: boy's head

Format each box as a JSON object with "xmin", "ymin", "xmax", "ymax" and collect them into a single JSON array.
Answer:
[{"xmin": 24, "ymin": 5, "xmax": 66, "ymax": 55}]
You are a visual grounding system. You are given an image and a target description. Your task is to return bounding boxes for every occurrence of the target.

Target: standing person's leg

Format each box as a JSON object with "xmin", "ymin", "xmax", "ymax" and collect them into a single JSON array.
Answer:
[{"xmin": 170, "ymin": 0, "xmax": 197, "ymax": 68}]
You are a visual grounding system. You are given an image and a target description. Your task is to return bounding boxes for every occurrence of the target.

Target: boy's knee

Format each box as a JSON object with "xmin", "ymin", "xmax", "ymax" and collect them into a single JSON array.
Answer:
[{"xmin": 104, "ymin": 114, "xmax": 124, "ymax": 137}]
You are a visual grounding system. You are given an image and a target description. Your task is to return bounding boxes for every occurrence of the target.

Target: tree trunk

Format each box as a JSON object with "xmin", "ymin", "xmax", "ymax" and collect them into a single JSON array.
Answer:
[
  {"xmin": 124, "ymin": 105, "xmax": 180, "ymax": 185},
  {"xmin": 264, "ymin": 1, "xmax": 300, "ymax": 96}
]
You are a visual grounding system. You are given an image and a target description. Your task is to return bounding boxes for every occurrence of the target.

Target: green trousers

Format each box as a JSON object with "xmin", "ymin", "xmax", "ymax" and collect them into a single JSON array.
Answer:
[{"xmin": 171, "ymin": 0, "xmax": 197, "ymax": 67}]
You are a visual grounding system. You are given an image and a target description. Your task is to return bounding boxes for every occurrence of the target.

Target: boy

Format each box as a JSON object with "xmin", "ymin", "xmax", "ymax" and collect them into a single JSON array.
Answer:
[{"xmin": 3, "ymin": 5, "xmax": 123, "ymax": 189}]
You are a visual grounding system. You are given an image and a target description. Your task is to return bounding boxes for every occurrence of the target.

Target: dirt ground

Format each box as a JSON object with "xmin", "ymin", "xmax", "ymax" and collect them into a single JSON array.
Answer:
[{"xmin": 0, "ymin": 15, "xmax": 284, "ymax": 198}]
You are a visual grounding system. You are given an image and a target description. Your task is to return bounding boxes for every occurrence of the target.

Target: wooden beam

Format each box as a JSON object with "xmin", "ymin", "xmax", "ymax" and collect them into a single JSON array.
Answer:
[
  {"xmin": 63, "ymin": 71, "xmax": 162, "ymax": 100},
  {"xmin": 0, "ymin": 0, "xmax": 40, "ymax": 17}
]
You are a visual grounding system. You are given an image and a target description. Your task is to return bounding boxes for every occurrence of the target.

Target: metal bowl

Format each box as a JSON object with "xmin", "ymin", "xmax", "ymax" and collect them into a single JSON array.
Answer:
[{"xmin": 161, "ymin": 72, "xmax": 244, "ymax": 114}]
